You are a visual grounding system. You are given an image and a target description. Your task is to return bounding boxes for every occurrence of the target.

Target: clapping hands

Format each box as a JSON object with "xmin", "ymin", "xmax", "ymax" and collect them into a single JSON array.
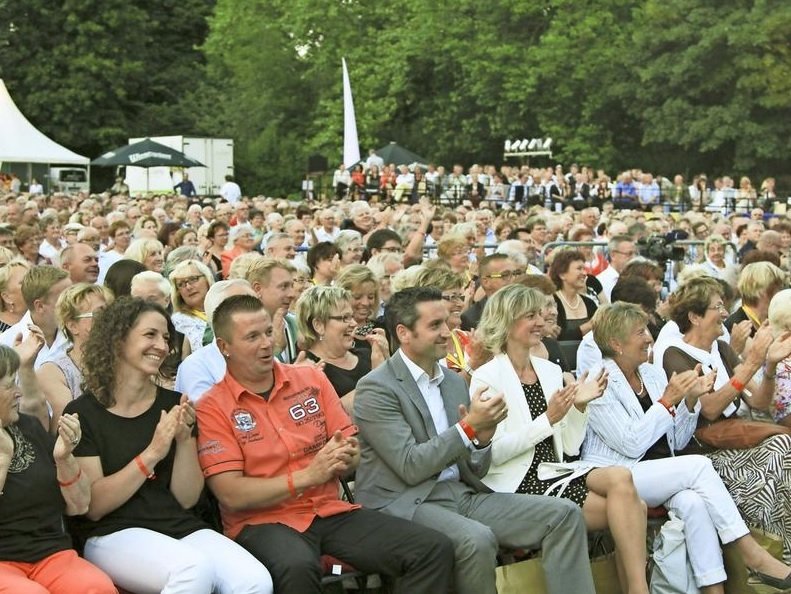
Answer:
[{"xmin": 573, "ymin": 369, "xmax": 608, "ymax": 407}]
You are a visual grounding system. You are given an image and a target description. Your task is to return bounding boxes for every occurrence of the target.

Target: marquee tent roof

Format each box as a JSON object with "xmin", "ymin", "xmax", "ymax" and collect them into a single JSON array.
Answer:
[{"xmin": 0, "ymin": 79, "xmax": 89, "ymax": 165}]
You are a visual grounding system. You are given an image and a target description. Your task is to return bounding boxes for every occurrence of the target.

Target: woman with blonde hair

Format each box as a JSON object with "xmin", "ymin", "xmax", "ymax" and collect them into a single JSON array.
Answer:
[
  {"xmin": 0, "ymin": 258, "xmax": 30, "ymax": 333},
  {"xmin": 335, "ymin": 264, "xmax": 380, "ymax": 335},
  {"xmin": 436, "ymin": 233, "xmax": 472, "ymax": 277},
  {"xmin": 736, "ymin": 176, "xmax": 758, "ymax": 212},
  {"xmin": 169, "ymin": 259, "xmax": 215, "ymax": 351},
  {"xmin": 124, "ymin": 238, "xmax": 165, "ymax": 274},
  {"xmin": 725, "ymin": 261, "xmax": 786, "ymax": 342},
  {"xmin": 37, "ymin": 283, "xmax": 114, "ymax": 429},
  {"xmin": 296, "ymin": 286, "xmax": 388, "ymax": 414},
  {"xmin": 402, "ymin": 265, "xmax": 474, "ymax": 376},
  {"xmin": 473, "ymin": 287, "xmax": 650, "ymax": 594}
]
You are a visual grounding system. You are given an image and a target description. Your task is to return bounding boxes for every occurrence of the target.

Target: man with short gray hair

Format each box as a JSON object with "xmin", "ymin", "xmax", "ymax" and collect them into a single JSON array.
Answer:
[{"xmin": 596, "ymin": 235, "xmax": 636, "ymax": 301}]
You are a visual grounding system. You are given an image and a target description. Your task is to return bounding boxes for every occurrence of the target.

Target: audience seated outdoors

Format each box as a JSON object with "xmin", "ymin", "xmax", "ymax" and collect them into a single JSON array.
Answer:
[{"xmin": 5, "ymin": 161, "xmax": 791, "ymax": 593}]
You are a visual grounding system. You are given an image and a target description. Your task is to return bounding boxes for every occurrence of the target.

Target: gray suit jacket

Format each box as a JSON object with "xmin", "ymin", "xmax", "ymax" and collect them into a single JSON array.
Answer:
[{"xmin": 353, "ymin": 352, "xmax": 491, "ymax": 520}]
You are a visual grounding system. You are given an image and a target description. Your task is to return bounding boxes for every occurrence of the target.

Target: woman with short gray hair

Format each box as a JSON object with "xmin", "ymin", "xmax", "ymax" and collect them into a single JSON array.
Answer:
[{"xmin": 584, "ymin": 301, "xmax": 791, "ymax": 589}]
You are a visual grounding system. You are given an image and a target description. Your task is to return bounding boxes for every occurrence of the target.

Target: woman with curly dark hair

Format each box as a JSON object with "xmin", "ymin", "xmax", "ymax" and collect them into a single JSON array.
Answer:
[{"xmin": 63, "ymin": 297, "xmax": 272, "ymax": 594}]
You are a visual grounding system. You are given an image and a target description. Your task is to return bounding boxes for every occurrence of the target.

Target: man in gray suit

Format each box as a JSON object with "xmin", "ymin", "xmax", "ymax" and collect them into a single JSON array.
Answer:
[{"xmin": 354, "ymin": 287, "xmax": 595, "ymax": 594}]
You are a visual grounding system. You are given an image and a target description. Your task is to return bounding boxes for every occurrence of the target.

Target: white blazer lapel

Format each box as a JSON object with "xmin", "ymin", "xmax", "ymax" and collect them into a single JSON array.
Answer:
[
  {"xmin": 532, "ymin": 356, "xmax": 563, "ymax": 401},
  {"xmin": 494, "ymin": 354, "xmax": 528, "ymax": 422}
]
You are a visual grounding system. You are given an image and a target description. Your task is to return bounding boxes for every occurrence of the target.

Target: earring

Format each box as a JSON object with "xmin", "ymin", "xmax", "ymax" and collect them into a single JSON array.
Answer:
[
  {"xmin": 8, "ymin": 302, "xmax": 14, "ymax": 313},
  {"xmin": 318, "ymin": 334, "xmax": 324, "ymax": 342},
  {"xmin": 223, "ymin": 352, "xmax": 230, "ymax": 359}
]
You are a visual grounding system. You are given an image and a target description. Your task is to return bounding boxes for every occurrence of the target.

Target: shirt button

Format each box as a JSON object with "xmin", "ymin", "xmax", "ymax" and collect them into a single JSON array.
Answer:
[{"xmin": 414, "ymin": 498, "xmax": 422, "ymax": 505}]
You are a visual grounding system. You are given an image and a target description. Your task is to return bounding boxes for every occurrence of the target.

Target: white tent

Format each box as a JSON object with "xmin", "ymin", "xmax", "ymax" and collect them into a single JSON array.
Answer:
[{"xmin": 0, "ymin": 78, "xmax": 89, "ymax": 165}]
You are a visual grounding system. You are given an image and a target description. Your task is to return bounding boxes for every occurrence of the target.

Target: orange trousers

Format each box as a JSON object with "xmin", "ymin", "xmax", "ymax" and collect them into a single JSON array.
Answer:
[{"xmin": 0, "ymin": 549, "xmax": 116, "ymax": 594}]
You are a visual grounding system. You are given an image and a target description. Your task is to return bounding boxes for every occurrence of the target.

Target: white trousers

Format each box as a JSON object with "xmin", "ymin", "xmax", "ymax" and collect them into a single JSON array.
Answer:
[
  {"xmin": 84, "ymin": 528, "xmax": 273, "ymax": 594},
  {"xmin": 631, "ymin": 454, "xmax": 749, "ymax": 587}
]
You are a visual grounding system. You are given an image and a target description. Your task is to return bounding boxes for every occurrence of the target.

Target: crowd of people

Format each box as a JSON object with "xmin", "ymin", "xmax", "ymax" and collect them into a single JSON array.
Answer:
[
  {"xmin": 2, "ymin": 160, "xmax": 791, "ymax": 594},
  {"xmin": 330, "ymin": 152, "xmax": 782, "ymax": 214}
]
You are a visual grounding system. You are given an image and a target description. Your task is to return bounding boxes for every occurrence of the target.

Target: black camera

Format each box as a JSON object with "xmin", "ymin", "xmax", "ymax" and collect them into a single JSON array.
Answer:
[{"xmin": 637, "ymin": 234, "xmax": 685, "ymax": 262}]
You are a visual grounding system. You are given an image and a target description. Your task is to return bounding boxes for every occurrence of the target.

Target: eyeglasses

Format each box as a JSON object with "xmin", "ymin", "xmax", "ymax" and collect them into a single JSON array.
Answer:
[
  {"xmin": 707, "ymin": 303, "xmax": 727, "ymax": 313},
  {"xmin": 175, "ymin": 275, "xmax": 204, "ymax": 290},
  {"xmin": 74, "ymin": 312, "xmax": 95, "ymax": 319},
  {"xmin": 485, "ymin": 270, "xmax": 523, "ymax": 280},
  {"xmin": 442, "ymin": 293, "xmax": 465, "ymax": 303},
  {"xmin": 327, "ymin": 314, "xmax": 355, "ymax": 324}
]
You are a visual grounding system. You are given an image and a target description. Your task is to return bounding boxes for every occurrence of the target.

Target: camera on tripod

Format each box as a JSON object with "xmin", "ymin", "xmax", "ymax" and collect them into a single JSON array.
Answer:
[{"xmin": 637, "ymin": 234, "xmax": 685, "ymax": 262}]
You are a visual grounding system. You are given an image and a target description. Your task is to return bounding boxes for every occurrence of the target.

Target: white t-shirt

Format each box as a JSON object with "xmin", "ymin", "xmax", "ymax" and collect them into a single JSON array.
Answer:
[{"xmin": 174, "ymin": 341, "xmax": 226, "ymax": 402}]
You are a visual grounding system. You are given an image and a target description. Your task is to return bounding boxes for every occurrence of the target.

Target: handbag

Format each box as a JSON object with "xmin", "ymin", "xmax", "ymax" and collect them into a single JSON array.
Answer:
[
  {"xmin": 590, "ymin": 533, "xmax": 622, "ymax": 594},
  {"xmin": 495, "ymin": 552, "xmax": 547, "ymax": 594},
  {"xmin": 650, "ymin": 512, "xmax": 699, "ymax": 594},
  {"xmin": 695, "ymin": 418, "xmax": 791, "ymax": 450}
]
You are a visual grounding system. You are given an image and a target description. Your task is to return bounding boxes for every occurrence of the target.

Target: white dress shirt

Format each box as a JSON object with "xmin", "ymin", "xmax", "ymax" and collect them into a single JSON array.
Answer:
[
  {"xmin": 595, "ymin": 265, "xmax": 619, "ymax": 301},
  {"xmin": 0, "ymin": 311, "xmax": 70, "ymax": 369},
  {"xmin": 398, "ymin": 350, "xmax": 471, "ymax": 482}
]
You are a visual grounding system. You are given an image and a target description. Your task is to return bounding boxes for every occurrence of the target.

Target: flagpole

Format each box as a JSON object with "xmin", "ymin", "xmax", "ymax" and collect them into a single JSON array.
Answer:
[{"xmin": 342, "ymin": 58, "xmax": 360, "ymax": 169}]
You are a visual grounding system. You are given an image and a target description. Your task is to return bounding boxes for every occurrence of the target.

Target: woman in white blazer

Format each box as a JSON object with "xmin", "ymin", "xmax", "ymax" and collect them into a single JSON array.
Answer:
[
  {"xmin": 583, "ymin": 302, "xmax": 791, "ymax": 593},
  {"xmin": 472, "ymin": 285, "xmax": 650, "ymax": 594}
]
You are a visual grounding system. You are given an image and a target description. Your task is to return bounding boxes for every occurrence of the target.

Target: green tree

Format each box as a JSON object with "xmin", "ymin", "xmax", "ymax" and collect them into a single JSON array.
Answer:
[
  {"xmin": 0, "ymin": 0, "xmax": 212, "ymax": 160},
  {"xmin": 626, "ymin": 0, "xmax": 791, "ymax": 177}
]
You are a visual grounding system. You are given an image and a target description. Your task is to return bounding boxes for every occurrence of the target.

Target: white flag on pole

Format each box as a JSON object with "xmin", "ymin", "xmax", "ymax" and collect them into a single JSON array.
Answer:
[{"xmin": 342, "ymin": 58, "xmax": 360, "ymax": 168}]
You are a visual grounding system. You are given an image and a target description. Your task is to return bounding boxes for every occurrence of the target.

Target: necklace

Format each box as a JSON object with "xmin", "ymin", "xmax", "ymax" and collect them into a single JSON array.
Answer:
[
  {"xmin": 633, "ymin": 371, "xmax": 645, "ymax": 395},
  {"xmin": 556, "ymin": 290, "xmax": 582, "ymax": 310}
]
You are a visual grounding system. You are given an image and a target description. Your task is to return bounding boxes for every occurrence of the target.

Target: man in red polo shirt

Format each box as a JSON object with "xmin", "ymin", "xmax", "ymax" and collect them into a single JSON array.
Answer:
[{"xmin": 195, "ymin": 294, "xmax": 454, "ymax": 594}]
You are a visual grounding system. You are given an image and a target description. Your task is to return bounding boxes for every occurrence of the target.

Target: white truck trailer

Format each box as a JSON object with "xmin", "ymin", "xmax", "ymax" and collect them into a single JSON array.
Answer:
[{"xmin": 125, "ymin": 136, "xmax": 234, "ymax": 196}]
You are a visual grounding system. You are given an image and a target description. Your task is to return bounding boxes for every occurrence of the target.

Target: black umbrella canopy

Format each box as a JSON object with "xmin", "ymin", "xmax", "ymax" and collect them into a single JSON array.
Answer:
[
  {"xmin": 374, "ymin": 142, "xmax": 428, "ymax": 167},
  {"xmin": 92, "ymin": 138, "xmax": 204, "ymax": 168}
]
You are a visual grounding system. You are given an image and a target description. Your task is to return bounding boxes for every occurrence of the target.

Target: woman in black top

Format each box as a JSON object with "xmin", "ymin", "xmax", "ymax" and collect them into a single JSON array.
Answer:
[
  {"xmin": 0, "ymin": 344, "xmax": 115, "ymax": 593},
  {"xmin": 296, "ymin": 286, "xmax": 389, "ymax": 415},
  {"xmin": 549, "ymin": 250, "xmax": 598, "ymax": 341},
  {"xmin": 65, "ymin": 297, "xmax": 272, "ymax": 594}
]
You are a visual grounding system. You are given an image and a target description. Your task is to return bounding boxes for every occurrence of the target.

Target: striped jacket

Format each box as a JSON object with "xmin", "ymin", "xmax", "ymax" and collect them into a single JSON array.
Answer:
[{"xmin": 581, "ymin": 359, "xmax": 700, "ymax": 468}]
